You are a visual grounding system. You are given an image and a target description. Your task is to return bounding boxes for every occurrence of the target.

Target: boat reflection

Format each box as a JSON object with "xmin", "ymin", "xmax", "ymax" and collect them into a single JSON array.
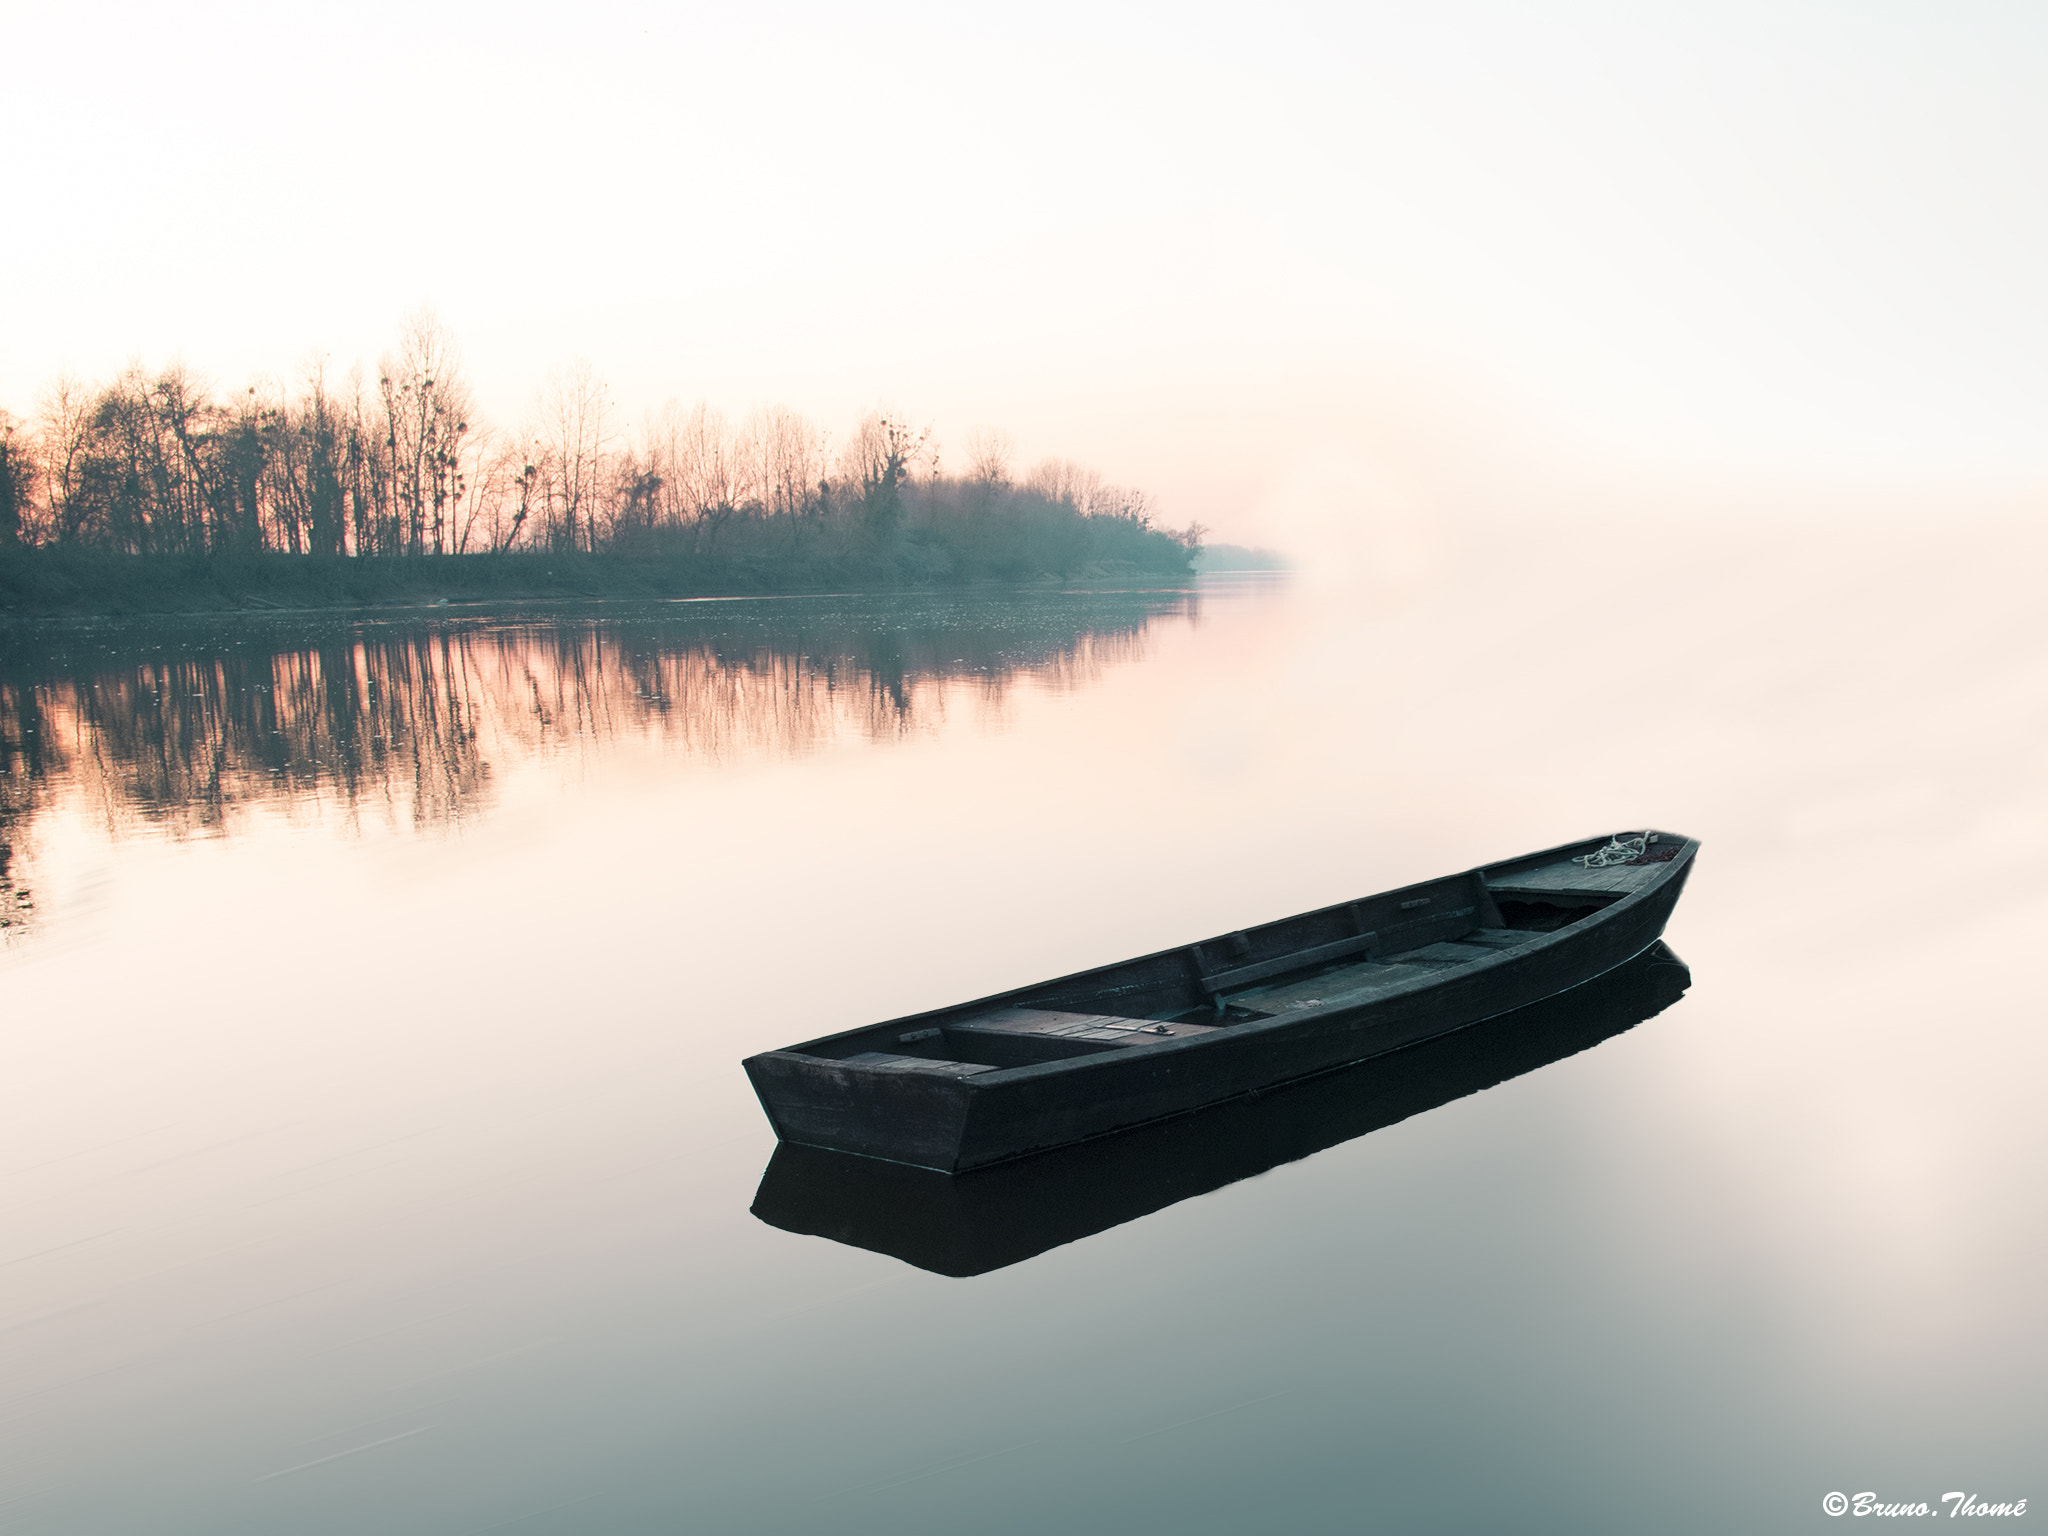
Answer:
[{"xmin": 751, "ymin": 941, "xmax": 1692, "ymax": 1276}]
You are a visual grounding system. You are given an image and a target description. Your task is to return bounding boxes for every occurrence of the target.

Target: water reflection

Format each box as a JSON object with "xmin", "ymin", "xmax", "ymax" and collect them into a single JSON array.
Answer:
[
  {"xmin": 0, "ymin": 589, "xmax": 1198, "ymax": 928},
  {"xmin": 753, "ymin": 942, "xmax": 1692, "ymax": 1275}
]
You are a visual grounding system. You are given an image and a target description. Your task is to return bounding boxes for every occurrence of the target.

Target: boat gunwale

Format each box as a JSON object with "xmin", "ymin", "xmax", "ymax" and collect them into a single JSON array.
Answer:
[{"xmin": 751, "ymin": 831, "xmax": 1699, "ymax": 1085}]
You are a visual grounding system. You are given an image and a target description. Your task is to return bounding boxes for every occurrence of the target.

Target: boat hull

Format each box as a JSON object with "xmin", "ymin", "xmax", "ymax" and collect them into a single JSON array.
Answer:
[
  {"xmin": 753, "ymin": 941, "xmax": 1693, "ymax": 1274},
  {"xmin": 745, "ymin": 833, "xmax": 1696, "ymax": 1171}
]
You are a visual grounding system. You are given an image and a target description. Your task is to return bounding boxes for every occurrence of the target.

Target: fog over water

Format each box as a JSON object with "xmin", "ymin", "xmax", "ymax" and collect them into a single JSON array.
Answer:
[{"xmin": 0, "ymin": 518, "xmax": 2041, "ymax": 1533}]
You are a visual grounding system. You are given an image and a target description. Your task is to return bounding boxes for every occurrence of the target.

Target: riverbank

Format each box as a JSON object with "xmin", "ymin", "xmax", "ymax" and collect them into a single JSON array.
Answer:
[{"xmin": 0, "ymin": 545, "xmax": 1195, "ymax": 619}]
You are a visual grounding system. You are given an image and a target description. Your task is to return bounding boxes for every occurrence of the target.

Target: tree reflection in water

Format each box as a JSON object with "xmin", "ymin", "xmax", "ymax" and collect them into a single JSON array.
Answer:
[{"xmin": 0, "ymin": 590, "xmax": 1198, "ymax": 932}]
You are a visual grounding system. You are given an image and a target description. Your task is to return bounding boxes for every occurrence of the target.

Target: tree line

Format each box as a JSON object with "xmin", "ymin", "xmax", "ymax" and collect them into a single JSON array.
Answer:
[{"xmin": 0, "ymin": 314, "xmax": 1200, "ymax": 582}]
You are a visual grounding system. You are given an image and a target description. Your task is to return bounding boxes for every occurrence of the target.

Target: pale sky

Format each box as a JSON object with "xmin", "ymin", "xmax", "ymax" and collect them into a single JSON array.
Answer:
[{"xmin": 6, "ymin": 0, "xmax": 2046, "ymax": 539}]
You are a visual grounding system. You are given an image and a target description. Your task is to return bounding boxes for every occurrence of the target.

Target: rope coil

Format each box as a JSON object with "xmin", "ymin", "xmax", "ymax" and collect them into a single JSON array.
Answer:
[{"xmin": 1575, "ymin": 831, "xmax": 1654, "ymax": 868}]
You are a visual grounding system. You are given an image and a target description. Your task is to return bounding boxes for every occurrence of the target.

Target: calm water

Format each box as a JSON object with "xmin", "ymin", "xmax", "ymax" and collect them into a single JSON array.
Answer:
[{"xmin": 2, "ymin": 522, "xmax": 2041, "ymax": 1535}]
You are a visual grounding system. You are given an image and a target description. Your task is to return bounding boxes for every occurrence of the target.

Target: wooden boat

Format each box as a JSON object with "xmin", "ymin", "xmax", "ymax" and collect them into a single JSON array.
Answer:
[
  {"xmin": 744, "ymin": 829, "xmax": 1698, "ymax": 1172},
  {"xmin": 753, "ymin": 941, "xmax": 1692, "ymax": 1275}
]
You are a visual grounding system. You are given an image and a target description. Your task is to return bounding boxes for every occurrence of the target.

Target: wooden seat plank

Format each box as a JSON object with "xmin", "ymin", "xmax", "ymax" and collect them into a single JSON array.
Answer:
[
  {"xmin": 1197, "ymin": 930, "xmax": 1380, "ymax": 995},
  {"xmin": 951, "ymin": 1008, "xmax": 1217, "ymax": 1046},
  {"xmin": 840, "ymin": 1052, "xmax": 1004, "ymax": 1076}
]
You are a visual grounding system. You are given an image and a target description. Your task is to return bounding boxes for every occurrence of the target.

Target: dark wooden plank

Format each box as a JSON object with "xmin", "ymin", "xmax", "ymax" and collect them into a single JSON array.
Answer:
[
  {"xmin": 953, "ymin": 1008, "xmax": 1215, "ymax": 1043},
  {"xmin": 940, "ymin": 1008, "xmax": 1219, "ymax": 1070},
  {"xmin": 1228, "ymin": 960, "xmax": 1449, "ymax": 1016},
  {"xmin": 1396, "ymin": 941, "xmax": 1501, "ymax": 966},
  {"xmin": 841, "ymin": 1052, "xmax": 1004, "ymax": 1076},
  {"xmin": 1198, "ymin": 931, "xmax": 1381, "ymax": 995},
  {"xmin": 1473, "ymin": 871, "xmax": 1506, "ymax": 928},
  {"xmin": 743, "ymin": 1050, "xmax": 982, "ymax": 1167},
  {"xmin": 1232, "ymin": 940, "xmax": 1497, "ymax": 1016},
  {"xmin": 1461, "ymin": 928, "xmax": 1546, "ymax": 950},
  {"xmin": 1491, "ymin": 857, "xmax": 1669, "ymax": 897},
  {"xmin": 1376, "ymin": 904, "xmax": 1479, "ymax": 941}
]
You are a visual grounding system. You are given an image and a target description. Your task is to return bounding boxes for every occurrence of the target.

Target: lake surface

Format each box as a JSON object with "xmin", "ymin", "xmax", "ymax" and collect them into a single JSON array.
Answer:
[{"xmin": 2, "ymin": 521, "xmax": 2041, "ymax": 1535}]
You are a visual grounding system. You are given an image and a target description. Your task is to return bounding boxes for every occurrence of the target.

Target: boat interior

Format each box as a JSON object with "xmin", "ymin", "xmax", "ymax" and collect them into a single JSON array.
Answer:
[{"xmin": 797, "ymin": 834, "xmax": 1684, "ymax": 1077}]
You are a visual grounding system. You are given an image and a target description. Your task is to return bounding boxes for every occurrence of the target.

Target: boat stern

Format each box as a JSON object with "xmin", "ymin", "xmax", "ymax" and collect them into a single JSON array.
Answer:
[{"xmin": 743, "ymin": 1050, "xmax": 987, "ymax": 1170}]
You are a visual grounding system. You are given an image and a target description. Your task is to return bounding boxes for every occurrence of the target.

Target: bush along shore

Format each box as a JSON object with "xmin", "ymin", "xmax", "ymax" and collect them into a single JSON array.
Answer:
[
  {"xmin": 0, "ymin": 517, "xmax": 1195, "ymax": 618},
  {"xmin": 0, "ymin": 314, "xmax": 1201, "ymax": 616}
]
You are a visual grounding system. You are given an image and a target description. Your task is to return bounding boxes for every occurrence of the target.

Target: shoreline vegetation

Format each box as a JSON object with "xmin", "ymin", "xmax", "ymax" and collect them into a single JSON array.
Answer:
[
  {"xmin": 0, "ymin": 313, "xmax": 1208, "ymax": 618},
  {"xmin": 0, "ymin": 545, "xmax": 1199, "ymax": 620}
]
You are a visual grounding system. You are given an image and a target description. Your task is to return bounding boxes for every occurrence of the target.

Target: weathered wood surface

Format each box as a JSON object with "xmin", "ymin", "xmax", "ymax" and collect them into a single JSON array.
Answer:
[
  {"xmin": 744, "ymin": 1051, "xmax": 981, "ymax": 1168},
  {"xmin": 946, "ymin": 875, "xmax": 1686, "ymax": 1169},
  {"xmin": 1212, "ymin": 933, "xmax": 1540, "ymax": 1015},
  {"xmin": 1488, "ymin": 856, "xmax": 1670, "ymax": 897},
  {"xmin": 1458, "ymin": 928, "xmax": 1546, "ymax": 951},
  {"xmin": 1230, "ymin": 961, "xmax": 1447, "ymax": 1016},
  {"xmin": 840, "ymin": 1052, "xmax": 1002, "ymax": 1076},
  {"xmin": 952, "ymin": 1008, "xmax": 1214, "ymax": 1045},
  {"xmin": 1394, "ymin": 939, "xmax": 1510, "ymax": 966},
  {"xmin": 1226, "ymin": 937, "xmax": 1516, "ymax": 1016},
  {"xmin": 1197, "ymin": 930, "xmax": 1380, "ymax": 995},
  {"xmin": 939, "ymin": 1007, "xmax": 1217, "ymax": 1067}
]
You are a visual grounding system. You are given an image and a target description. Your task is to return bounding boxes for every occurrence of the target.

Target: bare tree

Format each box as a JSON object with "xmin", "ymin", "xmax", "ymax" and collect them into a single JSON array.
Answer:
[
  {"xmin": 746, "ymin": 403, "xmax": 827, "ymax": 519},
  {"xmin": 450, "ymin": 424, "xmax": 511, "ymax": 553},
  {"xmin": 33, "ymin": 375, "xmax": 91, "ymax": 544},
  {"xmin": 1024, "ymin": 456, "xmax": 1090, "ymax": 508},
  {"xmin": 378, "ymin": 309, "xmax": 474, "ymax": 555},
  {"xmin": 835, "ymin": 411, "xmax": 930, "ymax": 547},
  {"xmin": 670, "ymin": 401, "xmax": 747, "ymax": 544},
  {"xmin": 640, "ymin": 398, "xmax": 690, "ymax": 538},
  {"xmin": 492, "ymin": 453, "xmax": 538, "ymax": 553},
  {"xmin": 340, "ymin": 365, "xmax": 384, "ymax": 556},
  {"xmin": 965, "ymin": 427, "xmax": 1013, "ymax": 488},
  {"xmin": 0, "ymin": 411, "xmax": 31, "ymax": 548},
  {"xmin": 281, "ymin": 359, "xmax": 350, "ymax": 556},
  {"xmin": 533, "ymin": 359, "xmax": 612, "ymax": 553},
  {"xmin": 1020, "ymin": 456, "xmax": 1148, "ymax": 523},
  {"xmin": 604, "ymin": 446, "xmax": 665, "ymax": 554},
  {"xmin": 838, "ymin": 411, "xmax": 928, "ymax": 498},
  {"xmin": 76, "ymin": 362, "xmax": 215, "ymax": 554}
]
